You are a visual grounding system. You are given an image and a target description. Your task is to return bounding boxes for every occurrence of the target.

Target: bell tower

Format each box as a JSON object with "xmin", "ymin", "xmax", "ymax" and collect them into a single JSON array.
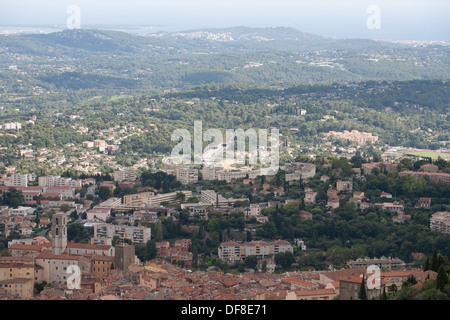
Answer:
[{"xmin": 51, "ymin": 212, "xmax": 68, "ymax": 255}]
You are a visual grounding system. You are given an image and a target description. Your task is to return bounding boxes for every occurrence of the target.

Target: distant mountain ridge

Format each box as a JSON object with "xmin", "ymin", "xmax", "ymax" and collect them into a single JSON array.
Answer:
[
  {"xmin": 0, "ymin": 26, "xmax": 402, "ymax": 55},
  {"xmin": 0, "ymin": 26, "xmax": 448, "ymax": 94}
]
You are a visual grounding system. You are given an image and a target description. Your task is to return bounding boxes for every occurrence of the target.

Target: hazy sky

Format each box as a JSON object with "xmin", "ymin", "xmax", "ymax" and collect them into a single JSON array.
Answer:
[{"xmin": 0, "ymin": 0, "xmax": 449, "ymax": 40}]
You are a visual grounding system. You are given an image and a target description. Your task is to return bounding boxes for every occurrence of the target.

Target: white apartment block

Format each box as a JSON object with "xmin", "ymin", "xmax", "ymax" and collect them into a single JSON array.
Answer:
[
  {"xmin": 216, "ymin": 171, "xmax": 249, "ymax": 182},
  {"xmin": 218, "ymin": 240, "xmax": 293, "ymax": 261},
  {"xmin": 43, "ymin": 186, "xmax": 76, "ymax": 199},
  {"xmin": 202, "ymin": 166, "xmax": 220, "ymax": 181},
  {"xmin": 203, "ymin": 166, "xmax": 257, "ymax": 182},
  {"xmin": 200, "ymin": 189, "xmax": 248, "ymax": 207},
  {"xmin": 38, "ymin": 175, "xmax": 82, "ymax": 188},
  {"xmin": 430, "ymin": 211, "xmax": 450, "ymax": 235},
  {"xmin": 176, "ymin": 168, "xmax": 199, "ymax": 185},
  {"xmin": 4, "ymin": 122, "xmax": 22, "ymax": 130},
  {"xmin": 114, "ymin": 170, "xmax": 137, "ymax": 182},
  {"xmin": 4, "ymin": 173, "xmax": 35, "ymax": 187},
  {"xmin": 94, "ymin": 223, "xmax": 151, "ymax": 244},
  {"xmin": 7, "ymin": 206, "xmax": 34, "ymax": 217},
  {"xmin": 284, "ymin": 162, "xmax": 316, "ymax": 179}
]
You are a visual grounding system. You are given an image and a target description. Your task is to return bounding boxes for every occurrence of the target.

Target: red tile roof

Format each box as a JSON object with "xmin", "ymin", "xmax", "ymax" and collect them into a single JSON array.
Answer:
[{"xmin": 291, "ymin": 288, "xmax": 336, "ymax": 296}]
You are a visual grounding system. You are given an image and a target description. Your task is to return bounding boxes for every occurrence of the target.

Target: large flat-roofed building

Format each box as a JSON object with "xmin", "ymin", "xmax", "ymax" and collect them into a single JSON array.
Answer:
[
  {"xmin": 284, "ymin": 162, "xmax": 316, "ymax": 179},
  {"xmin": 323, "ymin": 130, "xmax": 378, "ymax": 145},
  {"xmin": 35, "ymin": 253, "xmax": 91, "ymax": 285},
  {"xmin": 7, "ymin": 206, "xmax": 34, "ymax": 217},
  {"xmin": 114, "ymin": 170, "xmax": 137, "ymax": 182},
  {"xmin": 218, "ymin": 240, "xmax": 293, "ymax": 261},
  {"xmin": 94, "ymin": 224, "xmax": 151, "ymax": 244},
  {"xmin": 203, "ymin": 166, "xmax": 257, "ymax": 182},
  {"xmin": 123, "ymin": 191, "xmax": 155, "ymax": 206},
  {"xmin": 145, "ymin": 191, "xmax": 192, "ymax": 206},
  {"xmin": 200, "ymin": 189, "xmax": 248, "ymax": 207},
  {"xmin": 0, "ymin": 278, "xmax": 34, "ymax": 299},
  {"xmin": 95, "ymin": 197, "xmax": 122, "ymax": 209},
  {"xmin": 430, "ymin": 211, "xmax": 450, "ymax": 235},
  {"xmin": 38, "ymin": 175, "xmax": 82, "ymax": 187},
  {"xmin": 0, "ymin": 258, "xmax": 36, "ymax": 290},
  {"xmin": 348, "ymin": 256, "xmax": 405, "ymax": 271},
  {"xmin": 216, "ymin": 171, "xmax": 249, "ymax": 182},
  {"xmin": 176, "ymin": 168, "xmax": 199, "ymax": 185},
  {"xmin": 4, "ymin": 174, "xmax": 34, "ymax": 187},
  {"xmin": 399, "ymin": 171, "xmax": 450, "ymax": 183},
  {"xmin": 123, "ymin": 191, "xmax": 193, "ymax": 207},
  {"xmin": 202, "ymin": 166, "xmax": 221, "ymax": 180}
]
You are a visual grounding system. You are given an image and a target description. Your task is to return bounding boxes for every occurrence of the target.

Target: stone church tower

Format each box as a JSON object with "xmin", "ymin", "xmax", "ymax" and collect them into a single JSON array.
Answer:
[{"xmin": 51, "ymin": 212, "xmax": 68, "ymax": 255}]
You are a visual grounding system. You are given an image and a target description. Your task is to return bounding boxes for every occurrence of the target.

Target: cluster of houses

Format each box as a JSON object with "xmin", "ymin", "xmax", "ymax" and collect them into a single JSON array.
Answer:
[
  {"xmin": 9, "ymin": 123, "xmax": 150, "ymax": 177},
  {"xmin": 1, "ymin": 246, "xmax": 438, "ymax": 300},
  {"xmin": 0, "ymin": 156, "xmax": 448, "ymax": 300}
]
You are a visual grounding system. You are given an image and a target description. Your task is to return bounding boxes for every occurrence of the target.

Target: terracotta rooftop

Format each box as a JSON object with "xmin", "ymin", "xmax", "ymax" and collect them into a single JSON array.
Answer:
[{"xmin": 291, "ymin": 288, "xmax": 336, "ymax": 296}]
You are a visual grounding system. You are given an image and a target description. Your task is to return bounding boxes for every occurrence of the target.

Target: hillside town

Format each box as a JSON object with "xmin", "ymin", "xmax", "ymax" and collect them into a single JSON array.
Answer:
[{"xmin": 0, "ymin": 151, "xmax": 449, "ymax": 300}]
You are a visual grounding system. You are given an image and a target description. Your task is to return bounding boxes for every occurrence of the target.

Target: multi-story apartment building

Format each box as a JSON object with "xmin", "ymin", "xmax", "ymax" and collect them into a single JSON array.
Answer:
[
  {"xmin": 123, "ymin": 191, "xmax": 155, "ymax": 206},
  {"xmin": 200, "ymin": 189, "xmax": 248, "ymax": 207},
  {"xmin": 4, "ymin": 173, "xmax": 34, "ymax": 187},
  {"xmin": 375, "ymin": 202, "xmax": 404, "ymax": 213},
  {"xmin": 146, "ymin": 191, "xmax": 193, "ymax": 206},
  {"xmin": 94, "ymin": 223, "xmax": 151, "ymax": 244},
  {"xmin": 218, "ymin": 241, "xmax": 243, "ymax": 260},
  {"xmin": 176, "ymin": 168, "xmax": 199, "ymax": 185},
  {"xmin": 336, "ymin": 180, "xmax": 353, "ymax": 193},
  {"xmin": 4, "ymin": 122, "xmax": 22, "ymax": 130},
  {"xmin": 430, "ymin": 211, "xmax": 450, "ymax": 235},
  {"xmin": 271, "ymin": 240, "xmax": 294, "ymax": 255},
  {"xmin": 43, "ymin": 186, "xmax": 76, "ymax": 199},
  {"xmin": 0, "ymin": 278, "xmax": 34, "ymax": 298},
  {"xmin": 420, "ymin": 164, "xmax": 439, "ymax": 173},
  {"xmin": 203, "ymin": 166, "xmax": 257, "ymax": 182},
  {"xmin": 123, "ymin": 191, "xmax": 193, "ymax": 207},
  {"xmin": 38, "ymin": 175, "xmax": 82, "ymax": 188},
  {"xmin": 114, "ymin": 170, "xmax": 137, "ymax": 183},
  {"xmin": 202, "ymin": 166, "xmax": 221, "ymax": 180},
  {"xmin": 0, "ymin": 258, "xmax": 35, "ymax": 284},
  {"xmin": 399, "ymin": 171, "xmax": 450, "ymax": 183},
  {"xmin": 90, "ymin": 255, "xmax": 115, "ymax": 276},
  {"xmin": 284, "ymin": 162, "xmax": 316, "ymax": 179},
  {"xmin": 216, "ymin": 171, "xmax": 249, "ymax": 183},
  {"xmin": 347, "ymin": 256, "xmax": 405, "ymax": 271},
  {"xmin": 218, "ymin": 240, "xmax": 293, "ymax": 261},
  {"xmin": 7, "ymin": 206, "xmax": 34, "ymax": 217}
]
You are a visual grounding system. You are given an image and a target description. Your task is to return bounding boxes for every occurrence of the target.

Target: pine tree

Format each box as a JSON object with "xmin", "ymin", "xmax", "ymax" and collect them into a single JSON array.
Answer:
[
  {"xmin": 380, "ymin": 287, "xmax": 388, "ymax": 300},
  {"xmin": 436, "ymin": 265, "xmax": 449, "ymax": 292},
  {"xmin": 431, "ymin": 249, "xmax": 438, "ymax": 272},
  {"xmin": 358, "ymin": 274, "xmax": 368, "ymax": 300},
  {"xmin": 423, "ymin": 256, "xmax": 430, "ymax": 271},
  {"xmin": 156, "ymin": 220, "xmax": 163, "ymax": 241}
]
